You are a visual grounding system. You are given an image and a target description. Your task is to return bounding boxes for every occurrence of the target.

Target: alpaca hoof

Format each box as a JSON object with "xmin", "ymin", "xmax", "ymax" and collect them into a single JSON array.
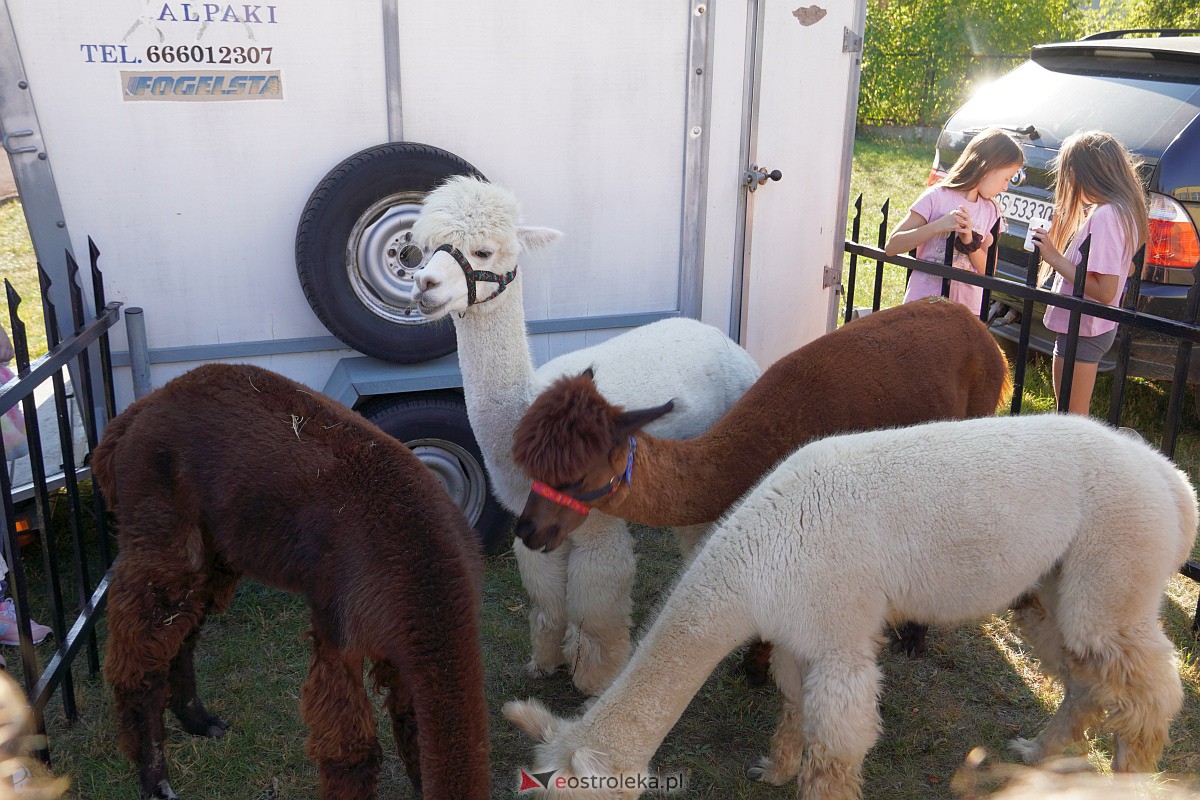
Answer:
[
  {"xmin": 1007, "ymin": 737, "xmax": 1041, "ymax": 764},
  {"xmin": 177, "ymin": 711, "xmax": 228, "ymax": 738},
  {"xmin": 746, "ymin": 756, "xmax": 787, "ymax": 786},
  {"xmin": 146, "ymin": 779, "xmax": 180, "ymax": 800},
  {"xmin": 524, "ymin": 660, "xmax": 556, "ymax": 679}
]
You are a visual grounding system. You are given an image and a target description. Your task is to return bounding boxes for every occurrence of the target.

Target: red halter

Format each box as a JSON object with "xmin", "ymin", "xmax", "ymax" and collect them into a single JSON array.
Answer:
[{"xmin": 528, "ymin": 437, "xmax": 638, "ymax": 516}]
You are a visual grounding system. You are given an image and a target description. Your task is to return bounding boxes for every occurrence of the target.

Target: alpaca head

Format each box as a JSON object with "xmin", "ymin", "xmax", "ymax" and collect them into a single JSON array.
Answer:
[
  {"xmin": 512, "ymin": 369, "xmax": 673, "ymax": 551},
  {"xmin": 503, "ymin": 698, "xmax": 642, "ymax": 799},
  {"xmin": 411, "ymin": 176, "xmax": 561, "ymax": 319}
]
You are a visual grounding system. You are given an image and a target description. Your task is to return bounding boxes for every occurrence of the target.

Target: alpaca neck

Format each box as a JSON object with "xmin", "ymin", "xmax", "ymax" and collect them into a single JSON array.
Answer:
[
  {"xmin": 450, "ymin": 280, "xmax": 538, "ymax": 510},
  {"xmin": 575, "ymin": 563, "xmax": 752, "ymax": 772},
  {"xmin": 608, "ymin": 425, "xmax": 772, "ymax": 526}
]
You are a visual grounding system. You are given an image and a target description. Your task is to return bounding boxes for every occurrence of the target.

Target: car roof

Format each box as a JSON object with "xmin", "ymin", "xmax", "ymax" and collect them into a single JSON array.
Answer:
[
  {"xmin": 1033, "ymin": 34, "xmax": 1200, "ymax": 70},
  {"xmin": 939, "ymin": 34, "xmax": 1200, "ymax": 159}
]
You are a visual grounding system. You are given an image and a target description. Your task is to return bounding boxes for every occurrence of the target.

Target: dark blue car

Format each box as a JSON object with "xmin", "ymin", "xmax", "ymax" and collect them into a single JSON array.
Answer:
[{"xmin": 932, "ymin": 30, "xmax": 1200, "ymax": 384}]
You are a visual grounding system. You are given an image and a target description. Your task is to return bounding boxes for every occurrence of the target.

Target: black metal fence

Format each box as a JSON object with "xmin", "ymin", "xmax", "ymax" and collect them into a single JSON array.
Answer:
[
  {"xmin": 0, "ymin": 239, "xmax": 119, "ymax": 758},
  {"xmin": 843, "ymin": 194, "xmax": 1200, "ymax": 630}
]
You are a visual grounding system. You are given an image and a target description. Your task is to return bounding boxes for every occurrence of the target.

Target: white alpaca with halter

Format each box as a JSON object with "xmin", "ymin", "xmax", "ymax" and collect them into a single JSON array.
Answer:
[{"xmin": 410, "ymin": 175, "xmax": 760, "ymax": 694}]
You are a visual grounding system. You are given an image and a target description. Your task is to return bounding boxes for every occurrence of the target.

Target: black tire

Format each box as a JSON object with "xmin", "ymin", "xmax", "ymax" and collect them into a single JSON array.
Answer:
[
  {"xmin": 357, "ymin": 391, "xmax": 512, "ymax": 555},
  {"xmin": 296, "ymin": 143, "xmax": 485, "ymax": 363}
]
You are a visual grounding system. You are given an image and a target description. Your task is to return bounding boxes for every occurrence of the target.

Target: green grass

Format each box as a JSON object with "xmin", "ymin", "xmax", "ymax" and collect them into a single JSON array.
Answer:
[
  {"xmin": 0, "ymin": 198, "xmax": 47, "ymax": 360},
  {"xmin": 4, "ymin": 135, "xmax": 1200, "ymax": 798},
  {"xmin": 844, "ymin": 131, "xmax": 935, "ymax": 311}
]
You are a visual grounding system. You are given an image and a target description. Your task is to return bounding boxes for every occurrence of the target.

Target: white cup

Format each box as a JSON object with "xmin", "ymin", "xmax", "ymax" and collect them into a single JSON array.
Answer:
[{"xmin": 1023, "ymin": 217, "xmax": 1052, "ymax": 252}]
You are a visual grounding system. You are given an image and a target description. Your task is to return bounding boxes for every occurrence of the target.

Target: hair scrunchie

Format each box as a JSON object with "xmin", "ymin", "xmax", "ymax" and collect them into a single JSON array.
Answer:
[{"xmin": 953, "ymin": 230, "xmax": 984, "ymax": 255}]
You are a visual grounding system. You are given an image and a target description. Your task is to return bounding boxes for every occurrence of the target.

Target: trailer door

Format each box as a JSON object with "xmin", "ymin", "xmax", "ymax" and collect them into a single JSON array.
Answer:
[{"xmin": 733, "ymin": 0, "xmax": 865, "ymax": 369}]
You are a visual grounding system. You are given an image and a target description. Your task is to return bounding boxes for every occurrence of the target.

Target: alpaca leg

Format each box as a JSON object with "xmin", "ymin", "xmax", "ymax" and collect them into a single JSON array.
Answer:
[
  {"xmin": 747, "ymin": 647, "xmax": 806, "ymax": 784},
  {"xmin": 1008, "ymin": 588, "xmax": 1106, "ymax": 763},
  {"xmin": 1008, "ymin": 670, "xmax": 1105, "ymax": 765},
  {"xmin": 1010, "ymin": 591, "xmax": 1070, "ymax": 679},
  {"xmin": 669, "ymin": 523, "xmax": 711, "ymax": 565},
  {"xmin": 167, "ymin": 627, "xmax": 227, "ymax": 738},
  {"xmin": 793, "ymin": 654, "xmax": 882, "ymax": 800},
  {"xmin": 741, "ymin": 640, "xmax": 775, "ymax": 688},
  {"xmin": 301, "ymin": 631, "xmax": 382, "ymax": 800},
  {"xmin": 105, "ymin": 556, "xmax": 211, "ymax": 800},
  {"xmin": 514, "ymin": 537, "xmax": 569, "ymax": 676},
  {"xmin": 370, "ymin": 658, "xmax": 422, "ymax": 796},
  {"xmin": 168, "ymin": 563, "xmax": 240, "ymax": 739},
  {"xmin": 1083, "ymin": 630, "xmax": 1182, "ymax": 773},
  {"xmin": 563, "ymin": 517, "xmax": 636, "ymax": 695},
  {"xmin": 888, "ymin": 621, "xmax": 928, "ymax": 657}
]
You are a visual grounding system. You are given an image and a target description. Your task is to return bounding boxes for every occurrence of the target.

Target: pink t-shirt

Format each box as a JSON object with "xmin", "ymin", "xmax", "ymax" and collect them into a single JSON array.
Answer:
[
  {"xmin": 1042, "ymin": 203, "xmax": 1131, "ymax": 338},
  {"xmin": 901, "ymin": 186, "xmax": 1003, "ymax": 315}
]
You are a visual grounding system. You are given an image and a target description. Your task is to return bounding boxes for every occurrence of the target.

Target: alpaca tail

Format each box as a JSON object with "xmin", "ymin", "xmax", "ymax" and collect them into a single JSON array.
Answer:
[
  {"xmin": 91, "ymin": 403, "xmax": 142, "ymax": 511},
  {"xmin": 1166, "ymin": 462, "xmax": 1199, "ymax": 568},
  {"xmin": 994, "ymin": 342, "xmax": 1014, "ymax": 413}
]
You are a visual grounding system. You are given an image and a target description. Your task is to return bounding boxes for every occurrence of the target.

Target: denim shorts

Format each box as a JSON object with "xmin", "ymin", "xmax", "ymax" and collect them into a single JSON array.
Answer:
[{"xmin": 1053, "ymin": 327, "xmax": 1118, "ymax": 364}]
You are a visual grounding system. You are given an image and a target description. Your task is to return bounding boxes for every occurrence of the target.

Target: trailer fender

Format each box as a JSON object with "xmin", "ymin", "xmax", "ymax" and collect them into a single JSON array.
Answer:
[{"xmin": 296, "ymin": 142, "xmax": 485, "ymax": 362}]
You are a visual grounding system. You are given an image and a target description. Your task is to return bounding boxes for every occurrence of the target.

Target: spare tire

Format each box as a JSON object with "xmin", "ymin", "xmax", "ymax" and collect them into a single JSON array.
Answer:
[
  {"xmin": 357, "ymin": 391, "xmax": 513, "ymax": 555},
  {"xmin": 296, "ymin": 143, "xmax": 485, "ymax": 363}
]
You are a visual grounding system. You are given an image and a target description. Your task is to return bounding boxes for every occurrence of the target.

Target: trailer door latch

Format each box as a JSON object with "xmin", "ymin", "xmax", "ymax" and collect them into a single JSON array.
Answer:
[{"xmin": 744, "ymin": 164, "xmax": 782, "ymax": 192}]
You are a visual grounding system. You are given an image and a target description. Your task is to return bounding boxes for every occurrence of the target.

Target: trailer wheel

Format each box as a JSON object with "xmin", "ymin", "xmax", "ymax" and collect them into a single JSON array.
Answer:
[
  {"xmin": 357, "ymin": 391, "xmax": 512, "ymax": 555},
  {"xmin": 296, "ymin": 143, "xmax": 485, "ymax": 363}
]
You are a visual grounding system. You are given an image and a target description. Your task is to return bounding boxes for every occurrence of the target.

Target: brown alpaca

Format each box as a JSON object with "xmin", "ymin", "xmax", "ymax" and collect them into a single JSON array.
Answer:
[
  {"xmin": 511, "ymin": 298, "xmax": 1011, "ymax": 667},
  {"xmin": 512, "ymin": 297, "xmax": 1010, "ymax": 543},
  {"xmin": 93, "ymin": 364, "xmax": 490, "ymax": 800}
]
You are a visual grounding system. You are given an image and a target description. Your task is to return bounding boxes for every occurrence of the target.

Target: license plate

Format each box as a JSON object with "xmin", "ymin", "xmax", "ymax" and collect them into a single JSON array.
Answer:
[{"xmin": 998, "ymin": 192, "xmax": 1054, "ymax": 226}]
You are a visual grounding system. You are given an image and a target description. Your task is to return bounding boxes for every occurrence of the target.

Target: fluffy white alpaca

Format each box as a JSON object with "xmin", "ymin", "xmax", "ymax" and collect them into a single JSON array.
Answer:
[
  {"xmin": 506, "ymin": 413, "xmax": 1197, "ymax": 799},
  {"xmin": 411, "ymin": 176, "xmax": 760, "ymax": 694}
]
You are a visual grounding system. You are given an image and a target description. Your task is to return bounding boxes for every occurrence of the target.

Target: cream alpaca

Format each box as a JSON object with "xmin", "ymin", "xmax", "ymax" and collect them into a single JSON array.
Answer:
[
  {"xmin": 507, "ymin": 413, "xmax": 1196, "ymax": 799},
  {"xmin": 411, "ymin": 176, "xmax": 759, "ymax": 694}
]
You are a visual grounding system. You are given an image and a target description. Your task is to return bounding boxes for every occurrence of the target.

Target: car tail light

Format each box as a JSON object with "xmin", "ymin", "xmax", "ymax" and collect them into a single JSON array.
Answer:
[
  {"xmin": 926, "ymin": 167, "xmax": 946, "ymax": 187},
  {"xmin": 1146, "ymin": 193, "xmax": 1200, "ymax": 269}
]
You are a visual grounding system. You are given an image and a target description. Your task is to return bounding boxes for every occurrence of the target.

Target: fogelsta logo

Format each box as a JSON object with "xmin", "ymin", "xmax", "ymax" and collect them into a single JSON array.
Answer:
[{"xmin": 122, "ymin": 71, "xmax": 282, "ymax": 101}]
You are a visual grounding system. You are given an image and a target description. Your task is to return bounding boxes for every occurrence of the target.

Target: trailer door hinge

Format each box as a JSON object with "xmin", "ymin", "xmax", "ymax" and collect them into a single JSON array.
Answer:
[
  {"xmin": 823, "ymin": 265, "xmax": 841, "ymax": 288},
  {"xmin": 842, "ymin": 27, "xmax": 862, "ymax": 53}
]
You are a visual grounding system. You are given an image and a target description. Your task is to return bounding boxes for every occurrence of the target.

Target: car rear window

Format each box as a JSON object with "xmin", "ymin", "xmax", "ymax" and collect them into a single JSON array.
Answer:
[{"xmin": 946, "ymin": 59, "xmax": 1200, "ymax": 157}]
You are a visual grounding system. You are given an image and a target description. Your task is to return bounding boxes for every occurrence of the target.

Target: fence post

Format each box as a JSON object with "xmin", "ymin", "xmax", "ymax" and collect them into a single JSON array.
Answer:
[
  {"xmin": 1056, "ymin": 237, "xmax": 1091, "ymax": 413},
  {"xmin": 125, "ymin": 308, "xmax": 152, "ymax": 400}
]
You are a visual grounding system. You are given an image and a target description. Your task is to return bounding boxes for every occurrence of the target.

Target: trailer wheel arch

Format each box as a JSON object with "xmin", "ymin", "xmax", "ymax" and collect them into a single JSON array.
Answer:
[
  {"xmin": 296, "ymin": 142, "xmax": 485, "ymax": 363},
  {"xmin": 357, "ymin": 390, "xmax": 512, "ymax": 555}
]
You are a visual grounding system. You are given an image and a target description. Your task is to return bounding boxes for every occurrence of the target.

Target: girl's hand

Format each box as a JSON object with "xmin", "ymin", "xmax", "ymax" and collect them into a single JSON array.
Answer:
[
  {"xmin": 1031, "ymin": 227, "xmax": 1063, "ymax": 264},
  {"xmin": 936, "ymin": 206, "xmax": 970, "ymax": 237},
  {"xmin": 951, "ymin": 206, "xmax": 976, "ymax": 243}
]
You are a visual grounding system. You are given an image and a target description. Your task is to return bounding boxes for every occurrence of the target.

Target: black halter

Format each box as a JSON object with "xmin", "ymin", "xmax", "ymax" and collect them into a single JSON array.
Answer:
[{"xmin": 435, "ymin": 243, "xmax": 518, "ymax": 306}]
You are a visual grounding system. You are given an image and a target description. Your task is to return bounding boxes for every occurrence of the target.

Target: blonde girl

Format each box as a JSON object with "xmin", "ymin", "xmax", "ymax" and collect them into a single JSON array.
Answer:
[
  {"xmin": 886, "ymin": 126, "xmax": 1024, "ymax": 315},
  {"xmin": 1030, "ymin": 130, "xmax": 1148, "ymax": 415}
]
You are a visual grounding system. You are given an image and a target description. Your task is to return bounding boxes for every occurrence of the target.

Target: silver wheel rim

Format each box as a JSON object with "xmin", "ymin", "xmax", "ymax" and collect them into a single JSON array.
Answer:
[
  {"xmin": 407, "ymin": 438, "xmax": 488, "ymax": 525},
  {"xmin": 347, "ymin": 192, "xmax": 435, "ymax": 326}
]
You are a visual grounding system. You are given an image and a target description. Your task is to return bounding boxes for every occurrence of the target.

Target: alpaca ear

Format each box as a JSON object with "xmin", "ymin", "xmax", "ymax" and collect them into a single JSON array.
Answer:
[
  {"xmin": 503, "ymin": 698, "xmax": 562, "ymax": 743},
  {"xmin": 517, "ymin": 226, "xmax": 562, "ymax": 252},
  {"xmin": 615, "ymin": 399, "xmax": 675, "ymax": 437}
]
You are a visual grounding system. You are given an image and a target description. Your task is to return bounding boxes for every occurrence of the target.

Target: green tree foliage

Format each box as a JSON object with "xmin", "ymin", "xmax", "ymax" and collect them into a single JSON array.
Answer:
[
  {"xmin": 1119, "ymin": 0, "xmax": 1200, "ymax": 29},
  {"xmin": 859, "ymin": 0, "xmax": 1086, "ymax": 127},
  {"xmin": 858, "ymin": 0, "xmax": 1197, "ymax": 128}
]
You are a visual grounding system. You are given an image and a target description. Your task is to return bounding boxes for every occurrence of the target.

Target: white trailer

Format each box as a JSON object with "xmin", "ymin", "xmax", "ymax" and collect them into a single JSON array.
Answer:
[{"xmin": 1, "ymin": 0, "xmax": 865, "ymax": 542}]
